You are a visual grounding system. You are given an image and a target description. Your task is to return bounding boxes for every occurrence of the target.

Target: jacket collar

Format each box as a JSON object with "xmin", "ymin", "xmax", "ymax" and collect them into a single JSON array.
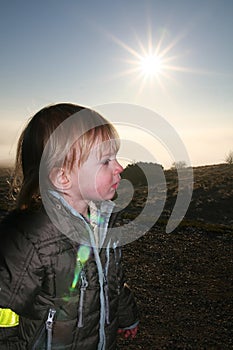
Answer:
[{"xmin": 43, "ymin": 190, "xmax": 115, "ymax": 248}]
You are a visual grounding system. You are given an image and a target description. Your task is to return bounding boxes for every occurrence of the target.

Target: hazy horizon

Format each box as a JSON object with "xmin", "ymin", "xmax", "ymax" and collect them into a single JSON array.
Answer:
[{"xmin": 1, "ymin": 1, "xmax": 232, "ymax": 169}]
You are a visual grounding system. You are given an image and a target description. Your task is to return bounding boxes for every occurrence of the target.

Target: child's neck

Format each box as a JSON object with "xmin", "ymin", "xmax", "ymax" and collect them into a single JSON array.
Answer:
[{"xmin": 65, "ymin": 195, "xmax": 89, "ymax": 220}]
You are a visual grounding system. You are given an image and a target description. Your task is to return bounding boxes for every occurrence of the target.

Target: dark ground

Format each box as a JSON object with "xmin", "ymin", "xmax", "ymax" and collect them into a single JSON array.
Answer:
[
  {"xmin": 117, "ymin": 164, "xmax": 233, "ymax": 349},
  {"xmin": 118, "ymin": 224, "xmax": 233, "ymax": 349},
  {"xmin": 1, "ymin": 164, "xmax": 233, "ymax": 349}
]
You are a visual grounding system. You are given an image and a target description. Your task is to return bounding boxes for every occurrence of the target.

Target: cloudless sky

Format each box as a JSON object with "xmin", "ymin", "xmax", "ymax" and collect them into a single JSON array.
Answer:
[{"xmin": 0, "ymin": 0, "xmax": 232, "ymax": 168}]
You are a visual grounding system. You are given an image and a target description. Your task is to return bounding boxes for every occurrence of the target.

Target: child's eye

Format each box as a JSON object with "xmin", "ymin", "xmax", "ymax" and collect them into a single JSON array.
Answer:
[{"xmin": 103, "ymin": 159, "xmax": 110, "ymax": 165}]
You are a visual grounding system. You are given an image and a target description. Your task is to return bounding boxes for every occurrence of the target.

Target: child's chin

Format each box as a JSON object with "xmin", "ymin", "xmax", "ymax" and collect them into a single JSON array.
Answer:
[
  {"xmin": 102, "ymin": 193, "xmax": 115, "ymax": 201},
  {"xmin": 94, "ymin": 189, "xmax": 116, "ymax": 201}
]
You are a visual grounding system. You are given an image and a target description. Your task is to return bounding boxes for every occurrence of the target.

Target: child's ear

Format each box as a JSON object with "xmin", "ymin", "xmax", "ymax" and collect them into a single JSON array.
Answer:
[{"xmin": 49, "ymin": 167, "xmax": 71, "ymax": 190}]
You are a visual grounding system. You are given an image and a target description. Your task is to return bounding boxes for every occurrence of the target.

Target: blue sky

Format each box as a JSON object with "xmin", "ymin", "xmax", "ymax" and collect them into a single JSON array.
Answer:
[{"xmin": 0, "ymin": 0, "xmax": 232, "ymax": 168}]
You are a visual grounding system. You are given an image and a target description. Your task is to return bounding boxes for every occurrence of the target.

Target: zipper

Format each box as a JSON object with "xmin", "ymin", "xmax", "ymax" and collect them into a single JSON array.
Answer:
[
  {"xmin": 31, "ymin": 323, "xmax": 46, "ymax": 350},
  {"xmin": 45, "ymin": 308, "xmax": 56, "ymax": 350},
  {"xmin": 77, "ymin": 270, "xmax": 88, "ymax": 328},
  {"xmin": 114, "ymin": 246, "xmax": 121, "ymax": 295},
  {"xmin": 103, "ymin": 273, "xmax": 110, "ymax": 325},
  {"xmin": 31, "ymin": 308, "xmax": 56, "ymax": 350}
]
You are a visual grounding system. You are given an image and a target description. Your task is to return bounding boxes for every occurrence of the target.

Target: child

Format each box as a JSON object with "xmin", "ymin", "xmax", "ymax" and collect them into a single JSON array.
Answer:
[{"xmin": 0, "ymin": 103, "xmax": 139, "ymax": 349}]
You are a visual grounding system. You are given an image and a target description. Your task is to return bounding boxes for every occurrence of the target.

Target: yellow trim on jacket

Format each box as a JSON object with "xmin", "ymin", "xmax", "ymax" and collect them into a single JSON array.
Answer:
[{"xmin": 0, "ymin": 308, "xmax": 19, "ymax": 327}]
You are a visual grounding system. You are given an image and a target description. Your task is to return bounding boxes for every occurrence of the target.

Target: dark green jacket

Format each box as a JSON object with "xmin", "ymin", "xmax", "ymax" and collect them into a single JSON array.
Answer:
[{"xmin": 0, "ymin": 198, "xmax": 138, "ymax": 349}]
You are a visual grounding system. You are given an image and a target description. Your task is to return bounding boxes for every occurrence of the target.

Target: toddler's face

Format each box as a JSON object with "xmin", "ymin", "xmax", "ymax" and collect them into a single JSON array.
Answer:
[{"xmin": 70, "ymin": 141, "xmax": 123, "ymax": 203}]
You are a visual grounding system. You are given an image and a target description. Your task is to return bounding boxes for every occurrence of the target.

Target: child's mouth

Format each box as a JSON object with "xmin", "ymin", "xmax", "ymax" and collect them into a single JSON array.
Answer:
[{"xmin": 112, "ymin": 182, "xmax": 119, "ymax": 190}]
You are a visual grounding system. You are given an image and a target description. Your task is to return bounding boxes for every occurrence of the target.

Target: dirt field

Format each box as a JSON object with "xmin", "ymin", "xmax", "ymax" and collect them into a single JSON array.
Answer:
[
  {"xmin": 118, "ymin": 223, "xmax": 233, "ymax": 349},
  {"xmin": 1, "ymin": 164, "xmax": 233, "ymax": 349},
  {"xmin": 117, "ymin": 164, "xmax": 233, "ymax": 349}
]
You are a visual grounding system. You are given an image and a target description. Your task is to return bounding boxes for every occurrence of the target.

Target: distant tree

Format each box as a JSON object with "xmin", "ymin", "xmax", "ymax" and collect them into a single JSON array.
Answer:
[
  {"xmin": 170, "ymin": 161, "xmax": 187, "ymax": 170},
  {"xmin": 121, "ymin": 162, "xmax": 163, "ymax": 186},
  {"xmin": 225, "ymin": 150, "xmax": 233, "ymax": 164},
  {"xmin": 122, "ymin": 163, "xmax": 147, "ymax": 186}
]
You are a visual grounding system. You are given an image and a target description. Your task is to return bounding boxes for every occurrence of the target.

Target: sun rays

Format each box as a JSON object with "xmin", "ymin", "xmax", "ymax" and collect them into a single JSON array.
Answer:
[{"xmin": 106, "ymin": 26, "xmax": 192, "ymax": 94}]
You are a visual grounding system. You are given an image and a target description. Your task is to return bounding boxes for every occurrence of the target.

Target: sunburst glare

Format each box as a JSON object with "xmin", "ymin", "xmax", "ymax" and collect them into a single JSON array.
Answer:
[{"xmin": 106, "ymin": 26, "xmax": 192, "ymax": 94}]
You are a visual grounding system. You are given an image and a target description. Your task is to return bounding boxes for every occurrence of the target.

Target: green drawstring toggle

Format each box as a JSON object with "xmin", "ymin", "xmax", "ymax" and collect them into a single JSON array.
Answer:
[{"xmin": 70, "ymin": 245, "xmax": 91, "ymax": 291}]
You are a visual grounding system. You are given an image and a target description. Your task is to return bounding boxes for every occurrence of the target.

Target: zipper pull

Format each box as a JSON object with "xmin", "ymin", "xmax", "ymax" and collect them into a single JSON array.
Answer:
[
  {"xmin": 46, "ymin": 308, "xmax": 56, "ymax": 330},
  {"xmin": 46, "ymin": 308, "xmax": 56, "ymax": 350},
  {"xmin": 78, "ymin": 271, "xmax": 88, "ymax": 328},
  {"xmin": 80, "ymin": 271, "xmax": 88, "ymax": 290}
]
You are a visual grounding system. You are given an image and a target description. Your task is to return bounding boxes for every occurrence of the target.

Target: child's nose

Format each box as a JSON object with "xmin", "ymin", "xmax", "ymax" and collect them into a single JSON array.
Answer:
[{"xmin": 114, "ymin": 160, "xmax": 124, "ymax": 174}]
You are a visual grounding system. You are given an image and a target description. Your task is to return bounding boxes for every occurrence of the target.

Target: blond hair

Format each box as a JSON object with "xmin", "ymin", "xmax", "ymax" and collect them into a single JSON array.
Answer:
[{"xmin": 13, "ymin": 103, "xmax": 119, "ymax": 209}]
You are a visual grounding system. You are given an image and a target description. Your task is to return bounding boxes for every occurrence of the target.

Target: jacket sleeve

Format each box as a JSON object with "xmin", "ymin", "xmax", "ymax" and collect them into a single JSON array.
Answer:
[
  {"xmin": 117, "ymin": 248, "xmax": 139, "ymax": 329},
  {"xmin": 0, "ymin": 224, "xmax": 43, "ymax": 317}
]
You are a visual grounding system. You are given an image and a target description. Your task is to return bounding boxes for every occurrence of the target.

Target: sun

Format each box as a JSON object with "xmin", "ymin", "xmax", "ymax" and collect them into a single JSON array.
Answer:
[
  {"xmin": 139, "ymin": 54, "xmax": 163, "ymax": 77},
  {"xmin": 106, "ymin": 26, "xmax": 191, "ymax": 93}
]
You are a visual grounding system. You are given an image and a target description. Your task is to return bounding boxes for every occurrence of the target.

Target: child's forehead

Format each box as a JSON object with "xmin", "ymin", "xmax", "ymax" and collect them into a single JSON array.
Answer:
[
  {"xmin": 86, "ymin": 138, "xmax": 117, "ymax": 160},
  {"xmin": 93, "ymin": 139, "xmax": 116, "ymax": 153}
]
